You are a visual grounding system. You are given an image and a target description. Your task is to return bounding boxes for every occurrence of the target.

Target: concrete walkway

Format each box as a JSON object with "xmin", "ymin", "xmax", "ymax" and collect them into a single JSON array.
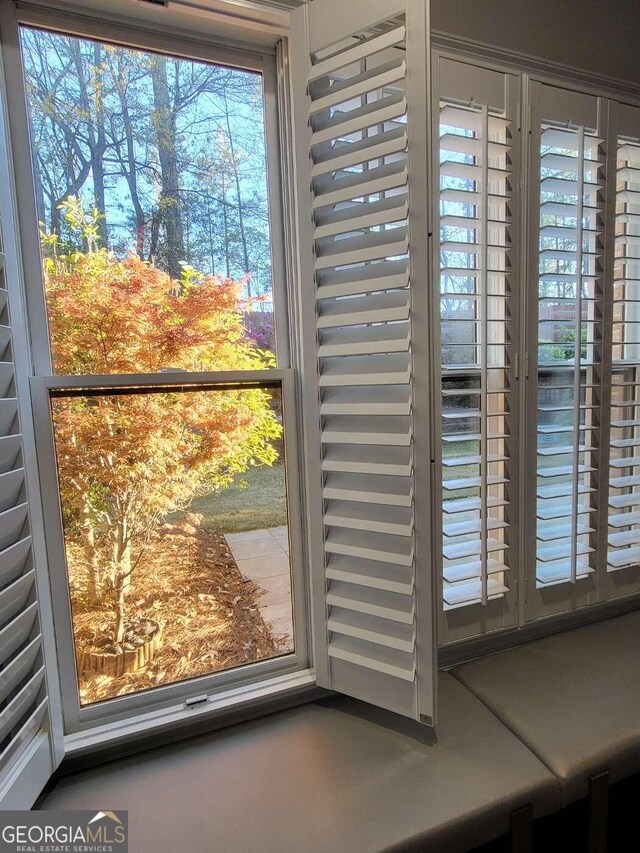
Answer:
[{"xmin": 224, "ymin": 526, "xmax": 293, "ymax": 650}]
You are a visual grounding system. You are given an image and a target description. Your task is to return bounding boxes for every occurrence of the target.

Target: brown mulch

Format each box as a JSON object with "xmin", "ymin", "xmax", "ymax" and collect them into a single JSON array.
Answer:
[{"xmin": 71, "ymin": 521, "xmax": 287, "ymax": 705}]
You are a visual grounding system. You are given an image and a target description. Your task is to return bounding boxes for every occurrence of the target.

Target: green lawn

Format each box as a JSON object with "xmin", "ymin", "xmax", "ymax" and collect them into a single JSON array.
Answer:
[
  {"xmin": 185, "ymin": 463, "xmax": 287, "ymax": 534},
  {"xmin": 442, "ymin": 439, "xmax": 479, "ymax": 499}
]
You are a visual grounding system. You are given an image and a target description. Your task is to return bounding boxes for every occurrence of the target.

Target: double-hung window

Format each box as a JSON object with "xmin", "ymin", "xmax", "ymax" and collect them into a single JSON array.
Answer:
[{"xmin": 10, "ymin": 14, "xmax": 309, "ymax": 734}]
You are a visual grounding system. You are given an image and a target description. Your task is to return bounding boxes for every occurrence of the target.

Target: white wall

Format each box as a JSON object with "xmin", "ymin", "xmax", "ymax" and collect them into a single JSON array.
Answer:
[{"xmin": 431, "ymin": 0, "xmax": 640, "ymax": 85}]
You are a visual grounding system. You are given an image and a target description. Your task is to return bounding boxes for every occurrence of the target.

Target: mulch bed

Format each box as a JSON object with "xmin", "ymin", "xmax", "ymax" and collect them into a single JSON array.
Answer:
[{"xmin": 71, "ymin": 520, "xmax": 287, "ymax": 705}]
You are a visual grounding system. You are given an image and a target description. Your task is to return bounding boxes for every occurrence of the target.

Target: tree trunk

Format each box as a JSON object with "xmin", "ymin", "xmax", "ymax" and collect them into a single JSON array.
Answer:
[
  {"xmin": 221, "ymin": 171, "xmax": 230, "ymax": 278},
  {"xmin": 91, "ymin": 42, "xmax": 108, "ymax": 246},
  {"xmin": 33, "ymin": 159, "xmax": 47, "ymax": 228},
  {"xmin": 150, "ymin": 55, "xmax": 185, "ymax": 279},
  {"xmin": 51, "ymin": 158, "xmax": 91, "ymax": 238},
  {"xmin": 224, "ymin": 98, "xmax": 250, "ymax": 292},
  {"xmin": 111, "ymin": 516, "xmax": 132, "ymax": 647},
  {"xmin": 113, "ymin": 50, "xmax": 146, "ymax": 258},
  {"xmin": 71, "ymin": 41, "xmax": 108, "ymax": 246},
  {"xmin": 81, "ymin": 504, "xmax": 101, "ymax": 605},
  {"xmin": 114, "ymin": 580, "xmax": 126, "ymax": 648}
]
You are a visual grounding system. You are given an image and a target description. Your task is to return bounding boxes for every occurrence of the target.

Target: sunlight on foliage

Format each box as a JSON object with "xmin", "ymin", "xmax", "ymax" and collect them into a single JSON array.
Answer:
[{"xmin": 45, "ymin": 199, "xmax": 281, "ymax": 648}]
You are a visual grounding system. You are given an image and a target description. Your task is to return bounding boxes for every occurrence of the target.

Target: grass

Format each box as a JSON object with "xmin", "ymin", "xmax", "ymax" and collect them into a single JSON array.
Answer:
[
  {"xmin": 186, "ymin": 463, "xmax": 287, "ymax": 534},
  {"xmin": 442, "ymin": 438, "xmax": 479, "ymax": 499}
]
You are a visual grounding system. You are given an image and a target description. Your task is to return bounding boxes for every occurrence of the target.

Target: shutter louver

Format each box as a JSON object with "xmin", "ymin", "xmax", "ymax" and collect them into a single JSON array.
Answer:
[
  {"xmin": 607, "ymin": 129, "xmax": 640, "ymax": 571},
  {"xmin": 535, "ymin": 118, "xmax": 605, "ymax": 586},
  {"xmin": 291, "ymin": 0, "xmax": 433, "ymax": 721},
  {"xmin": 0, "ymin": 218, "xmax": 49, "ymax": 785},
  {"xmin": 437, "ymin": 93, "xmax": 514, "ymax": 610}
]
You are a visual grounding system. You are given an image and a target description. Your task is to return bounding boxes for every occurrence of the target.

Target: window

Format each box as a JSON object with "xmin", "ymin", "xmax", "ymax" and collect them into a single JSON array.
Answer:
[
  {"xmin": 435, "ymin": 58, "xmax": 640, "ymax": 644},
  {"xmin": 533, "ymin": 119, "xmax": 604, "ymax": 587},
  {"xmin": 5, "ymin": 0, "xmax": 640, "ymax": 801},
  {"xmin": 19, "ymin": 25, "xmax": 307, "ymax": 729},
  {"xmin": 438, "ymin": 98, "xmax": 513, "ymax": 610},
  {"xmin": 608, "ymin": 130, "xmax": 640, "ymax": 570},
  {"xmin": 434, "ymin": 57, "xmax": 520, "ymax": 644},
  {"xmin": 2, "ymin": 0, "xmax": 436, "ymax": 804}
]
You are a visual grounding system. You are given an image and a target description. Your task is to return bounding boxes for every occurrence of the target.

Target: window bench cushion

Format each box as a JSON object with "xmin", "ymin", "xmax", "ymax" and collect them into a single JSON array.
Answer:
[
  {"xmin": 452, "ymin": 610, "xmax": 640, "ymax": 805},
  {"xmin": 40, "ymin": 673, "xmax": 559, "ymax": 852}
]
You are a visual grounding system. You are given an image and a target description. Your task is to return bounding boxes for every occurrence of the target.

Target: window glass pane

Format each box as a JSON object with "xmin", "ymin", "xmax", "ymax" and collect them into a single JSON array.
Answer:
[
  {"xmin": 20, "ymin": 27, "xmax": 276, "ymax": 373},
  {"xmin": 49, "ymin": 383, "xmax": 294, "ymax": 705}
]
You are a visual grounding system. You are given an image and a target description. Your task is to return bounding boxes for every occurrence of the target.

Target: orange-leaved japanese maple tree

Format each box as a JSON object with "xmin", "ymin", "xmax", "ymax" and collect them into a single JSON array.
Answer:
[{"xmin": 44, "ymin": 199, "xmax": 281, "ymax": 648}]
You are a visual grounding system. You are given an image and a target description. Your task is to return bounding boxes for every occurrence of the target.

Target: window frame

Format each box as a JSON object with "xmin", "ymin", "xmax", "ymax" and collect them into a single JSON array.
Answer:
[{"xmin": 2, "ymin": 4, "xmax": 313, "ymax": 735}]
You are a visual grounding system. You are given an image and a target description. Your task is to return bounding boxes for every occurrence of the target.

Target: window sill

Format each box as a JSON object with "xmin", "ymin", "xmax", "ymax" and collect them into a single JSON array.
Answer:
[
  {"xmin": 438, "ymin": 591, "xmax": 640, "ymax": 668},
  {"xmin": 61, "ymin": 669, "xmax": 327, "ymax": 774}
]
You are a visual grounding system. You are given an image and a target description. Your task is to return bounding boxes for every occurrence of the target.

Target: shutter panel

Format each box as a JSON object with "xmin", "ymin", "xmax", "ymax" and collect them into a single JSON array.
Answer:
[
  {"xmin": 290, "ymin": 0, "xmax": 435, "ymax": 721},
  {"xmin": 531, "ymin": 84, "xmax": 605, "ymax": 590},
  {"xmin": 0, "ymin": 18, "xmax": 63, "ymax": 805},
  {"xmin": 607, "ymin": 105, "xmax": 640, "ymax": 572},
  {"xmin": 434, "ymin": 56, "xmax": 519, "ymax": 638},
  {"xmin": 0, "ymin": 192, "xmax": 54, "ymax": 805}
]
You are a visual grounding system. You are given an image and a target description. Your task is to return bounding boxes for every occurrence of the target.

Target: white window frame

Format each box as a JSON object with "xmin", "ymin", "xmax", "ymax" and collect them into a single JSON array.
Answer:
[{"xmin": 0, "ymin": 0, "xmax": 315, "ymax": 736}]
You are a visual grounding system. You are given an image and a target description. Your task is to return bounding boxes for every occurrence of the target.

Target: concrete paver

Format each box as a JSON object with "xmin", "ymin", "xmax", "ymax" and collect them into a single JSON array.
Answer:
[{"xmin": 225, "ymin": 527, "xmax": 293, "ymax": 649}]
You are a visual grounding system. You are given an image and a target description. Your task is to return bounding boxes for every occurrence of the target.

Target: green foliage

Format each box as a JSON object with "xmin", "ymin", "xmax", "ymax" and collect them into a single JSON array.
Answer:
[{"xmin": 539, "ymin": 328, "xmax": 588, "ymax": 362}]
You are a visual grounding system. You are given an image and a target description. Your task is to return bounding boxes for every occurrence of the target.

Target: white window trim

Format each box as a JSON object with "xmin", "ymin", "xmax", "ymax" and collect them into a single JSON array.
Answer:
[
  {"xmin": 63, "ymin": 669, "xmax": 320, "ymax": 764},
  {"xmin": 16, "ymin": 0, "xmax": 290, "ymax": 54},
  {"xmin": 432, "ymin": 30, "xmax": 640, "ymax": 108}
]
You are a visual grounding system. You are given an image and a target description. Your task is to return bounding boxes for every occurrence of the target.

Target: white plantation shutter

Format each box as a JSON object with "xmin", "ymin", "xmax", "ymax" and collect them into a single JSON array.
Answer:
[
  {"xmin": 527, "ymin": 84, "xmax": 606, "ymax": 593},
  {"xmin": 290, "ymin": 0, "xmax": 435, "ymax": 721},
  {"xmin": 0, "ymin": 12, "xmax": 63, "ymax": 805},
  {"xmin": 524, "ymin": 85, "xmax": 640, "ymax": 618},
  {"xmin": 0, "ymin": 172, "xmax": 58, "ymax": 806},
  {"xmin": 606, "ymin": 105, "xmax": 640, "ymax": 575},
  {"xmin": 433, "ymin": 56, "xmax": 519, "ymax": 640}
]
